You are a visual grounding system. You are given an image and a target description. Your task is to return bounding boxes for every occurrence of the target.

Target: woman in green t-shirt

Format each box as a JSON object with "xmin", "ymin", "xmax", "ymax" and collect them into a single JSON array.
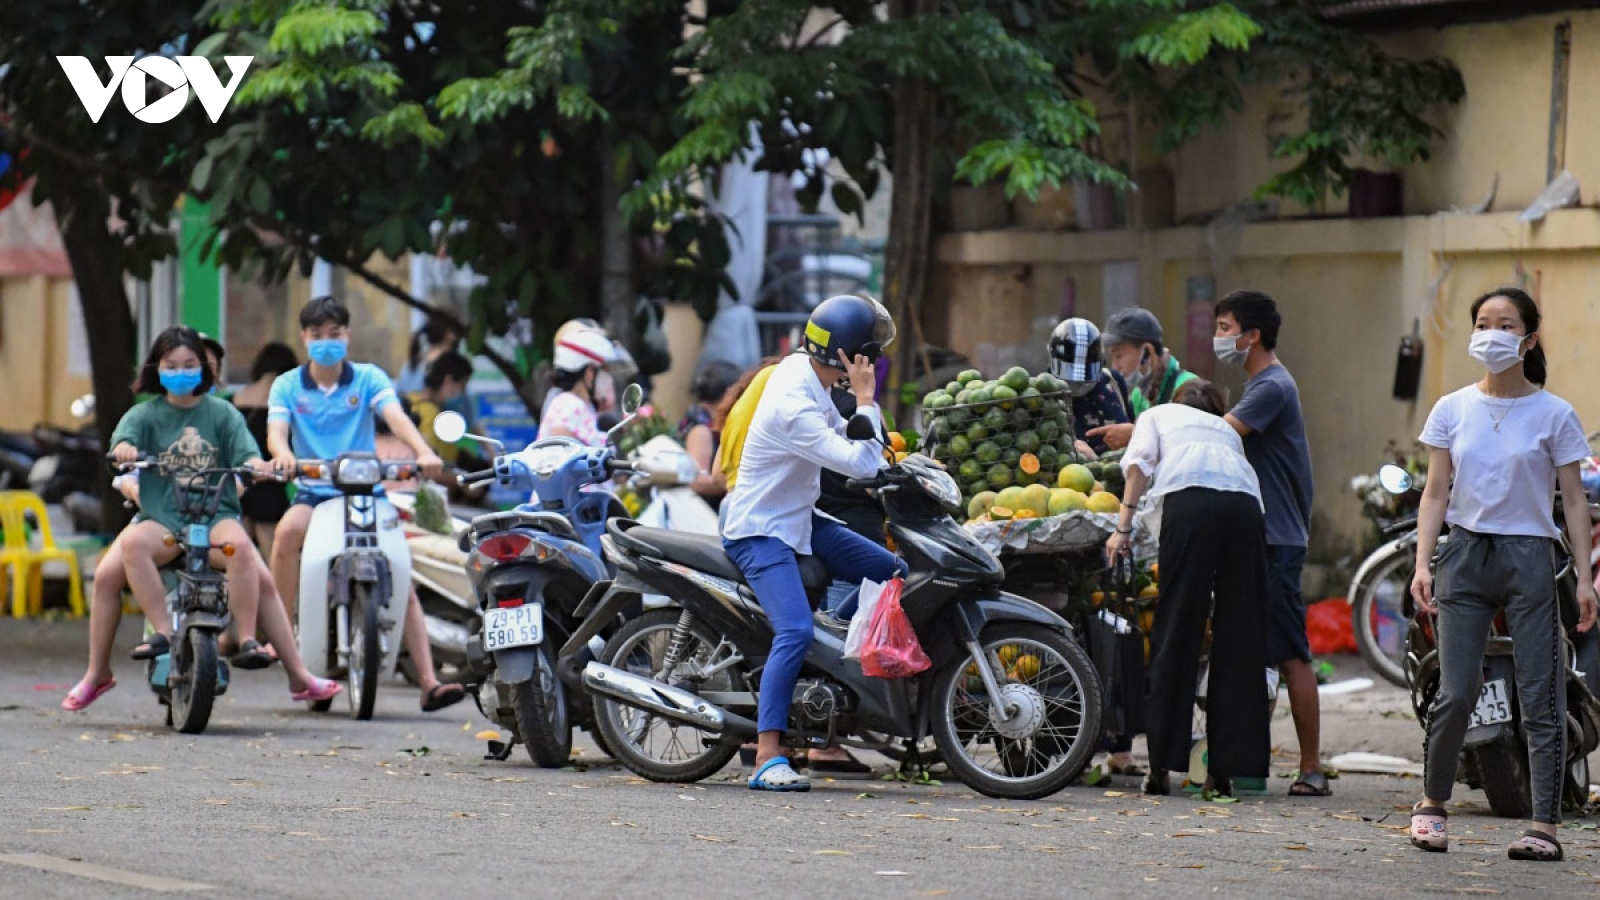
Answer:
[{"xmin": 62, "ymin": 328, "xmax": 339, "ymax": 711}]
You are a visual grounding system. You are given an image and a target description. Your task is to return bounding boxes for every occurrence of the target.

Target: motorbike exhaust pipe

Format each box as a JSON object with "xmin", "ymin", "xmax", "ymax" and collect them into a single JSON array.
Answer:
[{"xmin": 582, "ymin": 662, "xmax": 756, "ymax": 736}]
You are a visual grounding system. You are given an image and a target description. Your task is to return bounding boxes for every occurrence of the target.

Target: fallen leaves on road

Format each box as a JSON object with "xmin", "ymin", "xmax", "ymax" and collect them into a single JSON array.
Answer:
[
  {"xmin": 693, "ymin": 834, "xmax": 732, "ymax": 843},
  {"xmin": 814, "ymin": 849, "xmax": 852, "ymax": 856},
  {"xmin": 43, "ymin": 806, "xmax": 90, "ymax": 812}
]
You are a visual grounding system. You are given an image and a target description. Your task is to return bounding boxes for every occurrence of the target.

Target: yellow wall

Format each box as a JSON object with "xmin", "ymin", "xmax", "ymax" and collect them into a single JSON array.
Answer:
[
  {"xmin": 0, "ymin": 274, "xmax": 94, "ymax": 430},
  {"xmin": 934, "ymin": 209, "xmax": 1600, "ymax": 559},
  {"xmin": 1154, "ymin": 11, "xmax": 1600, "ymax": 219}
]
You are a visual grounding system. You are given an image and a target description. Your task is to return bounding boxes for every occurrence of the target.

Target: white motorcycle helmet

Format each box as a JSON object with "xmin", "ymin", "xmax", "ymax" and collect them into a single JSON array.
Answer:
[{"xmin": 552, "ymin": 319, "xmax": 639, "ymax": 382}]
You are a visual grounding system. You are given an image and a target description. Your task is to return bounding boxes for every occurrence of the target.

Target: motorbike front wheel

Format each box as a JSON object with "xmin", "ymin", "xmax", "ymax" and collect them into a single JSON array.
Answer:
[
  {"xmin": 1351, "ymin": 550, "xmax": 1412, "ymax": 688},
  {"xmin": 930, "ymin": 622, "xmax": 1102, "ymax": 800},
  {"xmin": 348, "ymin": 584, "xmax": 382, "ymax": 721},
  {"xmin": 170, "ymin": 628, "xmax": 218, "ymax": 735},
  {"xmin": 592, "ymin": 609, "xmax": 742, "ymax": 784},
  {"xmin": 512, "ymin": 644, "xmax": 573, "ymax": 768}
]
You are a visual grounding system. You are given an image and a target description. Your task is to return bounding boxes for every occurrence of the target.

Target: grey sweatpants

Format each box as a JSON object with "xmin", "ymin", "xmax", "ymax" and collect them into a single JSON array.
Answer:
[{"xmin": 1424, "ymin": 527, "xmax": 1567, "ymax": 824}]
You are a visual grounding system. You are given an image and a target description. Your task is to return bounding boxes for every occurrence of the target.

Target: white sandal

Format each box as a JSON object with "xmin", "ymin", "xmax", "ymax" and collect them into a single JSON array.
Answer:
[{"xmin": 749, "ymin": 756, "xmax": 811, "ymax": 792}]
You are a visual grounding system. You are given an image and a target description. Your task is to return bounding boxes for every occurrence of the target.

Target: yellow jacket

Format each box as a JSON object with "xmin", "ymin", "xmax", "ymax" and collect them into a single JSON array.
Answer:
[{"xmin": 716, "ymin": 364, "xmax": 777, "ymax": 493}]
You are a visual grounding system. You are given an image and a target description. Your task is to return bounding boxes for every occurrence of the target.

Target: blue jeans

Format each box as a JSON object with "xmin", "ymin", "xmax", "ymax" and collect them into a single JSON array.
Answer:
[{"xmin": 725, "ymin": 515, "xmax": 903, "ymax": 734}]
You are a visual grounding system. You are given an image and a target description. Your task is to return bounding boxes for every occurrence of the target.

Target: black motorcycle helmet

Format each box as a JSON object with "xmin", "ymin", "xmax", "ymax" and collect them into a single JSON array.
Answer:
[{"xmin": 804, "ymin": 295, "xmax": 896, "ymax": 370}]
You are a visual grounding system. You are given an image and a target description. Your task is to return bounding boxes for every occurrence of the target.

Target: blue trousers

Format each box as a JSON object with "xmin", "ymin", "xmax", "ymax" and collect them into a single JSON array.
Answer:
[{"xmin": 725, "ymin": 515, "xmax": 903, "ymax": 734}]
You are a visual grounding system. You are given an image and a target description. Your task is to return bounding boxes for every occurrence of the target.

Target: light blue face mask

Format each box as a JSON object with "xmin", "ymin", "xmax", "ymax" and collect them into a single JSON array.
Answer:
[
  {"xmin": 308, "ymin": 338, "xmax": 348, "ymax": 367},
  {"xmin": 159, "ymin": 368, "xmax": 204, "ymax": 397}
]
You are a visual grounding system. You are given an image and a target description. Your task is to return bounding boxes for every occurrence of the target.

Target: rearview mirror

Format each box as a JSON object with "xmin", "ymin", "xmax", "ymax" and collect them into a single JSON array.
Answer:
[
  {"xmin": 433, "ymin": 411, "xmax": 468, "ymax": 444},
  {"xmin": 845, "ymin": 415, "xmax": 877, "ymax": 441},
  {"xmin": 620, "ymin": 383, "xmax": 644, "ymax": 418},
  {"xmin": 1378, "ymin": 464, "xmax": 1413, "ymax": 495}
]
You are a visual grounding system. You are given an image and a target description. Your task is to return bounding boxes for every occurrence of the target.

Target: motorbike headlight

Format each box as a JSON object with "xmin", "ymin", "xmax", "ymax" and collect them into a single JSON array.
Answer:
[
  {"xmin": 334, "ymin": 457, "xmax": 383, "ymax": 488},
  {"xmin": 917, "ymin": 470, "xmax": 962, "ymax": 512}
]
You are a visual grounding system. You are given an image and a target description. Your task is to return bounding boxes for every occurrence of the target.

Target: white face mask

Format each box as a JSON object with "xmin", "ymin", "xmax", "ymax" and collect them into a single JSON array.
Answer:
[
  {"xmin": 1213, "ymin": 334, "xmax": 1250, "ymax": 367},
  {"xmin": 591, "ymin": 369, "xmax": 617, "ymax": 412},
  {"xmin": 1468, "ymin": 329, "xmax": 1528, "ymax": 374}
]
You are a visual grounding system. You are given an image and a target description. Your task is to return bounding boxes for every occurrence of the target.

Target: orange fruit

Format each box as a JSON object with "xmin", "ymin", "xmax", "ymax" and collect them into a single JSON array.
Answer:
[
  {"xmin": 888, "ymin": 432, "xmax": 908, "ymax": 453},
  {"xmin": 1139, "ymin": 585, "xmax": 1160, "ymax": 599},
  {"xmin": 1010, "ymin": 654, "xmax": 1041, "ymax": 681},
  {"xmin": 1019, "ymin": 452, "xmax": 1040, "ymax": 475},
  {"xmin": 997, "ymin": 644, "xmax": 1021, "ymax": 667}
]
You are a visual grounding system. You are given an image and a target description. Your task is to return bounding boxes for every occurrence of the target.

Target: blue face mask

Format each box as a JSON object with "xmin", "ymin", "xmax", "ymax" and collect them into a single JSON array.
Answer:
[
  {"xmin": 308, "ymin": 338, "xmax": 348, "ymax": 367},
  {"xmin": 159, "ymin": 368, "xmax": 204, "ymax": 397}
]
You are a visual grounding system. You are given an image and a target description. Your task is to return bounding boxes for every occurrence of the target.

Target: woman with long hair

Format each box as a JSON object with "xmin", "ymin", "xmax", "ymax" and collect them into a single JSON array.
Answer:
[
  {"xmin": 1408, "ymin": 287, "xmax": 1597, "ymax": 861},
  {"xmin": 62, "ymin": 328, "xmax": 340, "ymax": 711}
]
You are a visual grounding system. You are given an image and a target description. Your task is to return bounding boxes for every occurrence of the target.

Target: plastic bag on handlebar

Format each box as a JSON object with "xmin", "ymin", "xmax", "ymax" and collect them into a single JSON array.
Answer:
[{"xmin": 859, "ymin": 578, "xmax": 930, "ymax": 678}]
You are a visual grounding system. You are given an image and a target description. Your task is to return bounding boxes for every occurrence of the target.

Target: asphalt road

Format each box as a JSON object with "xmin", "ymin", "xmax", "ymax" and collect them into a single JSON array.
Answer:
[{"xmin": 3, "ymin": 617, "xmax": 1598, "ymax": 899}]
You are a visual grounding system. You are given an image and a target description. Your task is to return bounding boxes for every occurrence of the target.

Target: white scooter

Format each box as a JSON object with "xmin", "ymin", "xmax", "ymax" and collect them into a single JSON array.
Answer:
[{"xmin": 294, "ymin": 455, "xmax": 418, "ymax": 719}]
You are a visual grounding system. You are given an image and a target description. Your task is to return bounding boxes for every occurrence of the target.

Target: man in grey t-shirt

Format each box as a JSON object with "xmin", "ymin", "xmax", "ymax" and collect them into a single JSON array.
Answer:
[{"xmin": 1216, "ymin": 290, "xmax": 1328, "ymax": 798}]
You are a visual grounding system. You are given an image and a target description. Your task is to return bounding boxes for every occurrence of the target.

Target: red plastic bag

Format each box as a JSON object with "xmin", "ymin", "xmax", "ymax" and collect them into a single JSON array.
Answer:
[
  {"xmin": 859, "ymin": 578, "xmax": 932, "ymax": 678},
  {"xmin": 1306, "ymin": 598, "xmax": 1358, "ymax": 656}
]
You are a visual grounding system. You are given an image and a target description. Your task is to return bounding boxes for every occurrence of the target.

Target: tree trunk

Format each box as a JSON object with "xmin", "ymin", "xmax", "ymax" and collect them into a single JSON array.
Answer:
[
  {"xmin": 56, "ymin": 187, "xmax": 136, "ymax": 535},
  {"xmin": 884, "ymin": 0, "xmax": 939, "ymax": 422},
  {"xmin": 598, "ymin": 129, "xmax": 636, "ymax": 355}
]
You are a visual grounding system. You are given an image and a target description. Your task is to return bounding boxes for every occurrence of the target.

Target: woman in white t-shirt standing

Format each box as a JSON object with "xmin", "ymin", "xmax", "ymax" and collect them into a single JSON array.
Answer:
[
  {"xmin": 1106, "ymin": 380, "xmax": 1270, "ymax": 801},
  {"xmin": 1409, "ymin": 287, "xmax": 1598, "ymax": 862}
]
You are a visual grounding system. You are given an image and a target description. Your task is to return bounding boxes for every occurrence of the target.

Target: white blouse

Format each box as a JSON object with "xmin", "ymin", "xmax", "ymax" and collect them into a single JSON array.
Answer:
[{"xmin": 1121, "ymin": 403, "xmax": 1262, "ymax": 508}]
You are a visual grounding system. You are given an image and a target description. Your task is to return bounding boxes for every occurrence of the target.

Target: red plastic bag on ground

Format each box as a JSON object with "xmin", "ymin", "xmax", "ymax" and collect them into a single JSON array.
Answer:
[
  {"xmin": 859, "ymin": 578, "xmax": 931, "ymax": 678},
  {"xmin": 1306, "ymin": 598, "xmax": 1358, "ymax": 655}
]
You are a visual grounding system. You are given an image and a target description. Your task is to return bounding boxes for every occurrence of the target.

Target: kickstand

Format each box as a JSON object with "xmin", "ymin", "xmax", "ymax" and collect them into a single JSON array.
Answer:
[
  {"xmin": 484, "ymin": 739, "xmax": 515, "ymax": 762},
  {"xmin": 885, "ymin": 739, "xmax": 942, "ymax": 786}
]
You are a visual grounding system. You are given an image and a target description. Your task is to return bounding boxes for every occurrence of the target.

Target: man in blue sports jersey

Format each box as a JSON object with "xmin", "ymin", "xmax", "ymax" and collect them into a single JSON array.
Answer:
[{"xmin": 266, "ymin": 297, "xmax": 465, "ymax": 712}]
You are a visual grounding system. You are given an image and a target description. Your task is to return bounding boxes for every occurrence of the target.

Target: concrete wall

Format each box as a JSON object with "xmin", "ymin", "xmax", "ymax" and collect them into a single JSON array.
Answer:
[
  {"xmin": 1161, "ymin": 10, "xmax": 1600, "ymax": 220},
  {"xmin": 934, "ymin": 209, "xmax": 1600, "ymax": 561}
]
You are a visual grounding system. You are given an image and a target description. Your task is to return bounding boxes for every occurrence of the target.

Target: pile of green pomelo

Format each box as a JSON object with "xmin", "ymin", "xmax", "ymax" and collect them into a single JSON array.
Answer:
[{"xmin": 922, "ymin": 366, "xmax": 1126, "ymax": 525}]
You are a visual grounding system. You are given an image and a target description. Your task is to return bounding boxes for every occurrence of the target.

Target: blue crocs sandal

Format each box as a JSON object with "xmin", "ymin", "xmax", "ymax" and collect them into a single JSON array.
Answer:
[{"xmin": 749, "ymin": 756, "xmax": 811, "ymax": 792}]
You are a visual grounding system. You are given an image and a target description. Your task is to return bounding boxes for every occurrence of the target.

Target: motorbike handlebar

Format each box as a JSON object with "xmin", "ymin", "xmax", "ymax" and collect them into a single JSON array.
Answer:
[
  {"xmin": 459, "ymin": 469, "xmax": 496, "ymax": 487},
  {"xmin": 605, "ymin": 457, "xmax": 636, "ymax": 475}
]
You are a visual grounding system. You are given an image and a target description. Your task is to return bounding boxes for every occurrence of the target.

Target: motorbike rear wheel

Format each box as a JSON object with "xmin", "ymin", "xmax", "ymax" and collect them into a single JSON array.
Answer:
[
  {"xmin": 592, "ymin": 609, "xmax": 742, "ymax": 784},
  {"xmin": 348, "ymin": 584, "xmax": 382, "ymax": 721},
  {"xmin": 1351, "ymin": 550, "xmax": 1412, "ymax": 689},
  {"xmin": 930, "ymin": 622, "xmax": 1102, "ymax": 800},
  {"xmin": 1473, "ymin": 736, "xmax": 1534, "ymax": 819},
  {"xmin": 512, "ymin": 644, "xmax": 573, "ymax": 768},
  {"xmin": 170, "ymin": 628, "xmax": 218, "ymax": 735}
]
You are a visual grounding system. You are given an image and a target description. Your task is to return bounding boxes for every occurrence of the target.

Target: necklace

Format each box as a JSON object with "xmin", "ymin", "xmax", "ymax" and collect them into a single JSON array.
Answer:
[{"xmin": 1485, "ymin": 394, "xmax": 1521, "ymax": 432}]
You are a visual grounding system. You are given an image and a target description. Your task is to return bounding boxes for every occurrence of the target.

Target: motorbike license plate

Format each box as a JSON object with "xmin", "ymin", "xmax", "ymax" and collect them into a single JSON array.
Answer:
[
  {"xmin": 1467, "ymin": 678, "xmax": 1512, "ymax": 729},
  {"xmin": 482, "ymin": 603, "xmax": 544, "ymax": 652}
]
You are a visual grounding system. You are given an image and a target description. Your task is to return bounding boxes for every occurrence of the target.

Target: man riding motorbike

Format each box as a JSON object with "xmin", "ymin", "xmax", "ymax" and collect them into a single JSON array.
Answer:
[
  {"xmin": 265, "ymin": 297, "xmax": 465, "ymax": 713},
  {"xmin": 721, "ymin": 295, "xmax": 905, "ymax": 792}
]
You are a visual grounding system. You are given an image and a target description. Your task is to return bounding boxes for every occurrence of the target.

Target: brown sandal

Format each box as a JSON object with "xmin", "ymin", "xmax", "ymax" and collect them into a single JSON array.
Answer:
[
  {"xmin": 1507, "ymin": 830, "xmax": 1562, "ymax": 861},
  {"xmin": 1410, "ymin": 803, "xmax": 1448, "ymax": 852}
]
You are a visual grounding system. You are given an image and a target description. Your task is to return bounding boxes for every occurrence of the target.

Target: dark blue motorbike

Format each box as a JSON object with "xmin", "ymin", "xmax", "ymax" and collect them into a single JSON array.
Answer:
[{"xmin": 437, "ymin": 385, "xmax": 693, "ymax": 766}]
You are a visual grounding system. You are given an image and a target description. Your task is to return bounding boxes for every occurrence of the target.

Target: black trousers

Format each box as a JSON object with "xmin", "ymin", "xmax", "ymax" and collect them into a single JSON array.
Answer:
[{"xmin": 1145, "ymin": 488, "xmax": 1271, "ymax": 780}]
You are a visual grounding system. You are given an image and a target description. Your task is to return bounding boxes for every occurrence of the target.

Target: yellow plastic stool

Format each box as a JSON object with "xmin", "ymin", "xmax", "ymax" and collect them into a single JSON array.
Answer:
[{"xmin": 0, "ymin": 490, "xmax": 87, "ymax": 618}]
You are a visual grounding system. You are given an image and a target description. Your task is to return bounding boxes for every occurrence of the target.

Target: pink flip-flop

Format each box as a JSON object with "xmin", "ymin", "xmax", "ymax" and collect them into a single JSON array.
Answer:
[
  {"xmin": 291, "ymin": 678, "xmax": 342, "ymax": 703},
  {"xmin": 61, "ymin": 677, "xmax": 117, "ymax": 712}
]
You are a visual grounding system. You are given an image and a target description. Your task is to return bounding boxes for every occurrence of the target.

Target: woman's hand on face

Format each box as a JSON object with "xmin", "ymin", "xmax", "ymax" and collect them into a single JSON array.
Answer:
[
  {"xmin": 1411, "ymin": 568, "xmax": 1437, "ymax": 615},
  {"xmin": 111, "ymin": 442, "xmax": 140, "ymax": 465},
  {"xmin": 1577, "ymin": 581, "xmax": 1598, "ymax": 633}
]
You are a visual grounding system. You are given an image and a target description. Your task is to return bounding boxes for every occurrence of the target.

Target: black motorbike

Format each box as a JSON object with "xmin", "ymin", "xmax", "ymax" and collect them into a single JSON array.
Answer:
[{"xmin": 561, "ymin": 434, "xmax": 1104, "ymax": 800}]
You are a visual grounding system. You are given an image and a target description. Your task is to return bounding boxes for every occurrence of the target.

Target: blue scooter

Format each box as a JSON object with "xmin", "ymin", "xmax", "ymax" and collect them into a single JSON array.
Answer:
[{"xmin": 433, "ymin": 385, "xmax": 694, "ymax": 766}]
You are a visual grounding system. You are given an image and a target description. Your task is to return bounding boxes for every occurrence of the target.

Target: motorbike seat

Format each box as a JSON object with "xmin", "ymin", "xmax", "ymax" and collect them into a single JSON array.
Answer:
[{"xmin": 618, "ymin": 524, "xmax": 830, "ymax": 590}]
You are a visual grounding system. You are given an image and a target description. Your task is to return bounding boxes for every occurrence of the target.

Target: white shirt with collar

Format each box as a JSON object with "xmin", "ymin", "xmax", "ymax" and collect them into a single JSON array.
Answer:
[{"xmin": 721, "ymin": 353, "xmax": 885, "ymax": 554}]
